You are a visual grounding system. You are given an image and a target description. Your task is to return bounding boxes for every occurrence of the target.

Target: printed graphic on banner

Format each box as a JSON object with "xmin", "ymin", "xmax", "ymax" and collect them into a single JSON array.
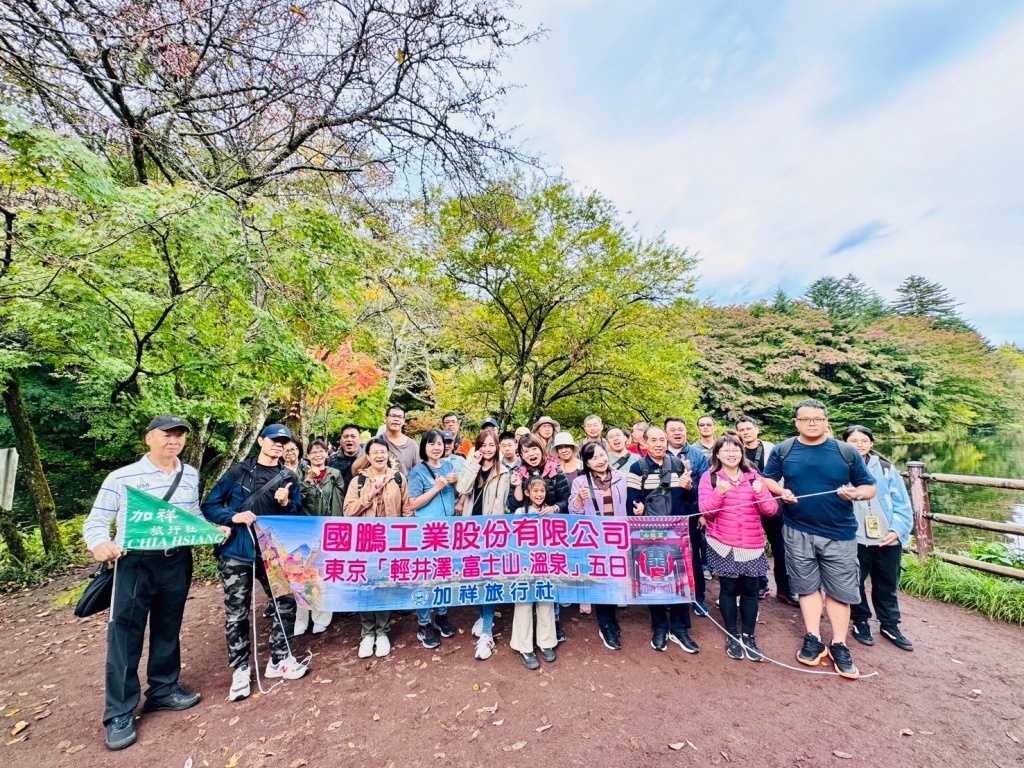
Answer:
[
  {"xmin": 254, "ymin": 515, "xmax": 695, "ymax": 612},
  {"xmin": 123, "ymin": 486, "xmax": 227, "ymax": 550}
]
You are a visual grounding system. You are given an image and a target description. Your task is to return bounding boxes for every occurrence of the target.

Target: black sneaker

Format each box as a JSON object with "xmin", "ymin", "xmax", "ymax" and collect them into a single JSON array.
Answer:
[
  {"xmin": 851, "ymin": 620, "xmax": 874, "ymax": 646},
  {"xmin": 777, "ymin": 593, "xmax": 800, "ymax": 607},
  {"xmin": 519, "ymin": 651, "xmax": 540, "ymax": 670},
  {"xmin": 539, "ymin": 646, "xmax": 556, "ymax": 663},
  {"xmin": 828, "ymin": 642, "xmax": 860, "ymax": 679},
  {"xmin": 668, "ymin": 629, "xmax": 699, "ymax": 654},
  {"xmin": 741, "ymin": 633, "xmax": 764, "ymax": 662},
  {"xmin": 105, "ymin": 714, "xmax": 136, "ymax": 751},
  {"xmin": 417, "ymin": 623, "xmax": 440, "ymax": 649},
  {"xmin": 263, "ymin": 604, "xmax": 275, "ymax": 619},
  {"xmin": 796, "ymin": 633, "xmax": 827, "ymax": 666},
  {"xmin": 610, "ymin": 621, "xmax": 622, "ymax": 640},
  {"xmin": 435, "ymin": 615, "xmax": 457, "ymax": 638},
  {"xmin": 758, "ymin": 585, "xmax": 770, "ymax": 600},
  {"xmin": 880, "ymin": 625, "xmax": 914, "ymax": 652},
  {"xmin": 651, "ymin": 629, "xmax": 668, "ymax": 652},
  {"xmin": 556, "ymin": 622, "xmax": 567, "ymax": 644},
  {"xmin": 141, "ymin": 684, "xmax": 201, "ymax": 712},
  {"xmin": 599, "ymin": 625, "xmax": 621, "ymax": 651},
  {"xmin": 725, "ymin": 636, "xmax": 743, "ymax": 660}
]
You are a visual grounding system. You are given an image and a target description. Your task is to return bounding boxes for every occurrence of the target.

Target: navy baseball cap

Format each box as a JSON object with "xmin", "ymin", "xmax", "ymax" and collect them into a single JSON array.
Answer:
[
  {"xmin": 481, "ymin": 418, "xmax": 499, "ymax": 429},
  {"xmin": 260, "ymin": 423, "xmax": 293, "ymax": 440},
  {"xmin": 440, "ymin": 431, "xmax": 455, "ymax": 442},
  {"xmin": 146, "ymin": 414, "xmax": 190, "ymax": 433}
]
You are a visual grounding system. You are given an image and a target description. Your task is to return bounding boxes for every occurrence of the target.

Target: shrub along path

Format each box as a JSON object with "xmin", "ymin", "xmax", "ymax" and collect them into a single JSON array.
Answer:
[{"xmin": 1, "ymin": 565, "xmax": 1022, "ymax": 768}]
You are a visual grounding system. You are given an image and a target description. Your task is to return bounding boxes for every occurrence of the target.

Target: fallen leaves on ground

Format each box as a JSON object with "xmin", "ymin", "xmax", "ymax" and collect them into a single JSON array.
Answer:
[
  {"xmin": 503, "ymin": 741, "xmax": 527, "ymax": 751},
  {"xmin": 833, "ymin": 751, "xmax": 853, "ymax": 759},
  {"xmin": 535, "ymin": 724, "xmax": 553, "ymax": 733}
]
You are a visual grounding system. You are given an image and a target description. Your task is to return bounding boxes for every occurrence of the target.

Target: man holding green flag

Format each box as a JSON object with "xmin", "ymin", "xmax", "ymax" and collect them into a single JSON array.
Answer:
[{"xmin": 83, "ymin": 415, "xmax": 226, "ymax": 751}]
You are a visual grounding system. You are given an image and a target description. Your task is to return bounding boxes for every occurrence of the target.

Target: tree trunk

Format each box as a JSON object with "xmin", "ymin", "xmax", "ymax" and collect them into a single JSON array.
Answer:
[
  {"xmin": 199, "ymin": 391, "xmax": 270, "ymax": 495},
  {"xmin": 181, "ymin": 415, "xmax": 210, "ymax": 472},
  {"xmin": 0, "ymin": 372, "xmax": 63, "ymax": 554},
  {"xmin": 0, "ymin": 507, "xmax": 27, "ymax": 563}
]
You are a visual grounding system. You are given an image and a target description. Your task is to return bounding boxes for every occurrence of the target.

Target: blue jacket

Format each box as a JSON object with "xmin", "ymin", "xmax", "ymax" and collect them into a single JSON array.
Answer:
[
  {"xmin": 669, "ymin": 443, "xmax": 709, "ymax": 515},
  {"xmin": 201, "ymin": 457, "xmax": 302, "ymax": 562},
  {"xmin": 864, "ymin": 452, "xmax": 914, "ymax": 546}
]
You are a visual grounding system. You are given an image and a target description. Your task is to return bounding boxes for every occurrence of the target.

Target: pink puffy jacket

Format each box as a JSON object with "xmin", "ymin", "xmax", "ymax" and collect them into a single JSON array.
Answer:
[{"xmin": 698, "ymin": 470, "xmax": 779, "ymax": 550}]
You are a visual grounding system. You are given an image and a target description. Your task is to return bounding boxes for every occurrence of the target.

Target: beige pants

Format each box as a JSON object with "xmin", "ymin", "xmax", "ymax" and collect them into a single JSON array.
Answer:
[
  {"xmin": 510, "ymin": 601, "xmax": 557, "ymax": 653},
  {"xmin": 294, "ymin": 607, "xmax": 332, "ymax": 634}
]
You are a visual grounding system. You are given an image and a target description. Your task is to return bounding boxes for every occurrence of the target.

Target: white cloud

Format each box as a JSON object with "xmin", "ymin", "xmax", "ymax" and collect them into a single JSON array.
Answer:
[{"xmin": 501, "ymin": 4, "xmax": 1024, "ymax": 343}]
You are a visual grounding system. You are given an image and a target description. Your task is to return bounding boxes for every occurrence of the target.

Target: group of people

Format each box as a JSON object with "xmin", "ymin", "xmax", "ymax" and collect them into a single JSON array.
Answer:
[{"xmin": 83, "ymin": 399, "xmax": 915, "ymax": 750}]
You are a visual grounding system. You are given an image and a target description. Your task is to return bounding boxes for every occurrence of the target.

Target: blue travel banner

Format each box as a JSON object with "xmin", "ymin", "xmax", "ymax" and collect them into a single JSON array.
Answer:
[{"xmin": 255, "ymin": 515, "xmax": 696, "ymax": 613}]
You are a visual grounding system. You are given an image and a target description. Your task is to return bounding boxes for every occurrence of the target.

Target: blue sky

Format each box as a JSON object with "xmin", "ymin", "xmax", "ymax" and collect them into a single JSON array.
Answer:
[{"xmin": 500, "ymin": 0, "xmax": 1024, "ymax": 344}]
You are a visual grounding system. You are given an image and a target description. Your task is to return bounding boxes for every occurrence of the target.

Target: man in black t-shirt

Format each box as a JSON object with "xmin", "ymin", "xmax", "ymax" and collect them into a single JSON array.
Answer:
[
  {"xmin": 327, "ymin": 423, "xmax": 367, "ymax": 487},
  {"xmin": 763, "ymin": 400, "xmax": 876, "ymax": 680}
]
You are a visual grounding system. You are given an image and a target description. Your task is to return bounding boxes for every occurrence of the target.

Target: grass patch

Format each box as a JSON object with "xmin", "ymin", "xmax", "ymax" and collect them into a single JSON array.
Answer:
[{"xmin": 901, "ymin": 554, "xmax": 1024, "ymax": 625}]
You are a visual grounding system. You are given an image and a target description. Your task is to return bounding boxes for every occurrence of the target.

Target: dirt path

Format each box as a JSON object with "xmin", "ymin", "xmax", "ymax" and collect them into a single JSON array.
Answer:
[{"xmin": 1, "ymin": 566, "xmax": 1022, "ymax": 768}]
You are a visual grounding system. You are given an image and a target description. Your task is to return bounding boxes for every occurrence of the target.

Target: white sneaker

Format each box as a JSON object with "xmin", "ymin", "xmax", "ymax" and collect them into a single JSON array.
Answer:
[
  {"xmin": 580, "ymin": 603, "xmax": 592, "ymax": 615},
  {"xmin": 293, "ymin": 625, "xmax": 308, "ymax": 637},
  {"xmin": 265, "ymin": 654, "xmax": 308, "ymax": 680},
  {"xmin": 471, "ymin": 617, "xmax": 483, "ymax": 637},
  {"xmin": 475, "ymin": 633, "xmax": 494, "ymax": 660},
  {"xmin": 375, "ymin": 632, "xmax": 391, "ymax": 657},
  {"xmin": 358, "ymin": 634, "xmax": 376, "ymax": 658},
  {"xmin": 229, "ymin": 665, "xmax": 250, "ymax": 701},
  {"xmin": 312, "ymin": 623, "xmax": 328, "ymax": 635}
]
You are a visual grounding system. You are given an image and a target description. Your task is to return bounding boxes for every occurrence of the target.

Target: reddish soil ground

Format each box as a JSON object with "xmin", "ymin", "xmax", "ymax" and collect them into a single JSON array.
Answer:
[{"xmin": 1, "ymin": 566, "xmax": 1022, "ymax": 768}]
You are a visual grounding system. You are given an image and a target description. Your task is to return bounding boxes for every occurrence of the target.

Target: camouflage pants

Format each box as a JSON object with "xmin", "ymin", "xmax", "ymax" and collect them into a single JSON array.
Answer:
[{"xmin": 217, "ymin": 557, "xmax": 296, "ymax": 668}]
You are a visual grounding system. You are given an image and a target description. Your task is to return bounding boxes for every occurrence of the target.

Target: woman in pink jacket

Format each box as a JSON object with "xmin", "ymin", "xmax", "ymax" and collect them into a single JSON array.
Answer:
[{"xmin": 698, "ymin": 432, "xmax": 778, "ymax": 662}]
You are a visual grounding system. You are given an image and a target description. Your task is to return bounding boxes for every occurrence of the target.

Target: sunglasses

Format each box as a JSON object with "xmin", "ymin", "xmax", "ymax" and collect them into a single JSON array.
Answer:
[{"xmin": 269, "ymin": 437, "xmax": 291, "ymax": 445}]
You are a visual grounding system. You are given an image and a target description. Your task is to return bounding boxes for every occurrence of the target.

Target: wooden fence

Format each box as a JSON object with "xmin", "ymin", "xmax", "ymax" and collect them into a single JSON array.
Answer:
[{"xmin": 907, "ymin": 460, "xmax": 1024, "ymax": 580}]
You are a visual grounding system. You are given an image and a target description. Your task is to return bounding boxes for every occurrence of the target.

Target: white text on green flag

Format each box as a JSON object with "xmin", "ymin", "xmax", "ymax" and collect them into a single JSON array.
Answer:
[{"xmin": 124, "ymin": 485, "xmax": 226, "ymax": 550}]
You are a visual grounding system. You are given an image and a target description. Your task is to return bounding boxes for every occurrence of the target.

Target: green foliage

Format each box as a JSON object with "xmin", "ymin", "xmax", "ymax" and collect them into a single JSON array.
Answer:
[
  {"xmin": 900, "ymin": 555, "xmax": 1024, "ymax": 625},
  {"xmin": 0, "ymin": 514, "xmax": 88, "ymax": 592},
  {"xmin": 960, "ymin": 540, "xmax": 1024, "ymax": 569},
  {"xmin": 804, "ymin": 273, "xmax": 886, "ymax": 324},
  {"xmin": 890, "ymin": 275, "xmax": 974, "ymax": 333}
]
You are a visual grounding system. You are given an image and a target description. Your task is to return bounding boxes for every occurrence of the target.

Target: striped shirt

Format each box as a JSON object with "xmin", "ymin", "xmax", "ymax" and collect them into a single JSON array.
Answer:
[{"xmin": 83, "ymin": 455, "xmax": 202, "ymax": 551}]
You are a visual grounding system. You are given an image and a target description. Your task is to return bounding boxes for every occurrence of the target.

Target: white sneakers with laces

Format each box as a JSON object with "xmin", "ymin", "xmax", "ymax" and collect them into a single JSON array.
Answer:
[
  {"xmin": 358, "ymin": 634, "xmax": 375, "ymax": 658},
  {"xmin": 475, "ymin": 633, "xmax": 494, "ymax": 660},
  {"xmin": 229, "ymin": 665, "xmax": 250, "ymax": 701},
  {"xmin": 265, "ymin": 654, "xmax": 309, "ymax": 680},
  {"xmin": 374, "ymin": 632, "xmax": 391, "ymax": 657},
  {"xmin": 471, "ymin": 617, "xmax": 483, "ymax": 637}
]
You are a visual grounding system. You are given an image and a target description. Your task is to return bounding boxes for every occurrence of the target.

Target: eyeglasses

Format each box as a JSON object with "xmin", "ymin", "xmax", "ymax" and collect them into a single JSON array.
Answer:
[{"xmin": 795, "ymin": 417, "xmax": 826, "ymax": 424}]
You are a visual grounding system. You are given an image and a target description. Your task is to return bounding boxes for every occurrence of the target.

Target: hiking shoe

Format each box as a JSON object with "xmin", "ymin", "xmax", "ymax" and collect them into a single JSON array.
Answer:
[
  {"xmin": 758, "ymin": 584, "xmax": 770, "ymax": 600},
  {"xmin": 797, "ymin": 633, "xmax": 828, "ymax": 666},
  {"xmin": 265, "ymin": 654, "xmax": 308, "ymax": 680},
  {"xmin": 610, "ymin": 621, "xmax": 622, "ymax": 640},
  {"xmin": 556, "ymin": 622, "xmax": 567, "ymax": 643},
  {"xmin": 880, "ymin": 625, "xmax": 914, "ymax": 652},
  {"xmin": 778, "ymin": 593, "xmax": 800, "ymax": 607},
  {"xmin": 742, "ymin": 633, "xmax": 764, "ymax": 662},
  {"xmin": 851, "ymin": 621, "xmax": 874, "ymax": 646},
  {"xmin": 312, "ymin": 623, "xmax": 328, "ymax": 634},
  {"xmin": 599, "ymin": 625, "xmax": 621, "ymax": 651},
  {"xmin": 375, "ymin": 632, "xmax": 391, "ymax": 657},
  {"xmin": 358, "ymin": 634, "xmax": 375, "ymax": 658},
  {"xmin": 142, "ymin": 684, "xmax": 200, "ymax": 712},
  {"xmin": 263, "ymin": 604, "xmax": 275, "ymax": 619},
  {"xmin": 828, "ymin": 642, "xmax": 860, "ymax": 679},
  {"xmin": 417, "ymin": 623, "xmax": 441, "ymax": 649},
  {"xmin": 105, "ymin": 714, "xmax": 136, "ymax": 751},
  {"xmin": 475, "ymin": 633, "xmax": 494, "ymax": 660},
  {"xmin": 229, "ymin": 665, "xmax": 251, "ymax": 701},
  {"xmin": 668, "ymin": 629, "xmax": 699, "ymax": 654},
  {"xmin": 520, "ymin": 651, "xmax": 540, "ymax": 670},
  {"xmin": 540, "ymin": 646, "xmax": 557, "ymax": 663},
  {"xmin": 471, "ymin": 617, "xmax": 484, "ymax": 637},
  {"xmin": 435, "ymin": 615, "xmax": 457, "ymax": 638},
  {"xmin": 693, "ymin": 600, "xmax": 709, "ymax": 617},
  {"xmin": 651, "ymin": 629, "xmax": 668, "ymax": 652},
  {"xmin": 725, "ymin": 636, "xmax": 743, "ymax": 660}
]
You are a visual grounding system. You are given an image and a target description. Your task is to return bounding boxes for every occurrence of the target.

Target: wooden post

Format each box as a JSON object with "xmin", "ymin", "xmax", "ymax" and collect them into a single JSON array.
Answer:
[{"xmin": 907, "ymin": 461, "xmax": 933, "ymax": 563}]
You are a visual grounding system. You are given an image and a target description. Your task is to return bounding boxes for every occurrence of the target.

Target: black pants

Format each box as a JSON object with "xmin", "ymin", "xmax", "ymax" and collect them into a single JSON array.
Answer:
[
  {"xmin": 758, "ymin": 515, "xmax": 792, "ymax": 596},
  {"xmin": 688, "ymin": 516, "xmax": 706, "ymax": 602},
  {"xmin": 850, "ymin": 544, "xmax": 903, "ymax": 628},
  {"xmin": 718, "ymin": 575, "xmax": 760, "ymax": 636},
  {"xmin": 595, "ymin": 604, "xmax": 618, "ymax": 630},
  {"xmin": 104, "ymin": 549, "xmax": 192, "ymax": 724},
  {"xmin": 649, "ymin": 603, "xmax": 691, "ymax": 633}
]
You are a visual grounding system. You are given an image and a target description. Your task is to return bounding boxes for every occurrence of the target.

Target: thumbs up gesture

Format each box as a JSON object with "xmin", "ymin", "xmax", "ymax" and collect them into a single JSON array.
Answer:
[{"xmin": 275, "ymin": 482, "xmax": 293, "ymax": 506}]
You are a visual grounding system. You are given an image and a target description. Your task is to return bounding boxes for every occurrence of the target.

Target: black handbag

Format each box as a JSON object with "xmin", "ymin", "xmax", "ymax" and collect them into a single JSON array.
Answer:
[{"xmin": 74, "ymin": 464, "xmax": 185, "ymax": 618}]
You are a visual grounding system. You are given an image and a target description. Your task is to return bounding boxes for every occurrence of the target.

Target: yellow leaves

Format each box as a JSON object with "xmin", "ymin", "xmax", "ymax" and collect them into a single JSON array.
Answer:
[{"xmin": 9, "ymin": 720, "xmax": 26, "ymax": 736}]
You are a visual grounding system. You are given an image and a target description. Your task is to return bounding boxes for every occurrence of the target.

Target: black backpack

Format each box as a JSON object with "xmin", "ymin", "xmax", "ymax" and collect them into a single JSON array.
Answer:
[{"xmin": 637, "ymin": 454, "xmax": 683, "ymax": 516}]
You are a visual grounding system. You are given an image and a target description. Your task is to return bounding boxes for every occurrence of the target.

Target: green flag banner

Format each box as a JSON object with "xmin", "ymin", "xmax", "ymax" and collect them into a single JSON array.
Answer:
[{"xmin": 123, "ymin": 485, "xmax": 226, "ymax": 550}]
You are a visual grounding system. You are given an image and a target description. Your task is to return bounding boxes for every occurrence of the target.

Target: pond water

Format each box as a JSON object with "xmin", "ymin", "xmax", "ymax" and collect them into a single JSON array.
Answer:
[{"xmin": 877, "ymin": 431, "xmax": 1024, "ymax": 555}]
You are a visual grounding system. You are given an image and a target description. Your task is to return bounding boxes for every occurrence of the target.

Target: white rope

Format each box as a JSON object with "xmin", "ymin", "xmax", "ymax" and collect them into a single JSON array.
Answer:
[
  {"xmin": 107, "ymin": 558, "xmax": 119, "ymax": 625},
  {"xmin": 699, "ymin": 606, "xmax": 879, "ymax": 678}
]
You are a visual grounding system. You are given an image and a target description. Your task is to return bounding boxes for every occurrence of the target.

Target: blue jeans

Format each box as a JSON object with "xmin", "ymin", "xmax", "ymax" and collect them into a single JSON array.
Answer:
[
  {"xmin": 479, "ymin": 603, "xmax": 496, "ymax": 635},
  {"xmin": 417, "ymin": 605, "xmax": 448, "ymax": 626}
]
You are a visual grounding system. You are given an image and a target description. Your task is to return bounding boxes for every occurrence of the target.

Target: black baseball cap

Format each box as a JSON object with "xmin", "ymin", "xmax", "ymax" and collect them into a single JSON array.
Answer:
[
  {"xmin": 260, "ymin": 423, "xmax": 293, "ymax": 440},
  {"xmin": 146, "ymin": 414, "xmax": 190, "ymax": 433}
]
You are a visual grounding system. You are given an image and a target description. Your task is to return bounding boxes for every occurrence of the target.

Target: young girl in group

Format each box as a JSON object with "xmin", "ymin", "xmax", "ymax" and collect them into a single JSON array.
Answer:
[
  {"xmin": 455, "ymin": 427, "xmax": 511, "ymax": 661},
  {"xmin": 509, "ymin": 477, "xmax": 559, "ymax": 670},
  {"xmin": 698, "ymin": 432, "xmax": 778, "ymax": 661}
]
